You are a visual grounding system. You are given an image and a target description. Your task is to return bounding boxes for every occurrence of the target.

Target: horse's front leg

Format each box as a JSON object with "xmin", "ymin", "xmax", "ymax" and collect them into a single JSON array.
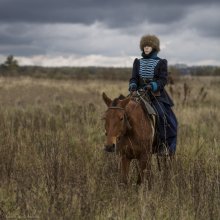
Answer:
[
  {"xmin": 137, "ymin": 154, "xmax": 152, "ymax": 189},
  {"xmin": 120, "ymin": 155, "xmax": 131, "ymax": 185}
]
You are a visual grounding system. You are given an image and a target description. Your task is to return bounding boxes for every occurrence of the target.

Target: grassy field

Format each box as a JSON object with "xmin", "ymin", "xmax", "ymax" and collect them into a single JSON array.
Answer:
[{"xmin": 0, "ymin": 76, "xmax": 219, "ymax": 220}]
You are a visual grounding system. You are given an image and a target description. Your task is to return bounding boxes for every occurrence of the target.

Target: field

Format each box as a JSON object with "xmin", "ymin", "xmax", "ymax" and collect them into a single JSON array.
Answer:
[{"xmin": 0, "ymin": 76, "xmax": 220, "ymax": 219}]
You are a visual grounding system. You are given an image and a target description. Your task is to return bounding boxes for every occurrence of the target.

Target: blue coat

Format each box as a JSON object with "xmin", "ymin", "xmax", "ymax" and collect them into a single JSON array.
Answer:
[{"xmin": 129, "ymin": 56, "xmax": 174, "ymax": 106}]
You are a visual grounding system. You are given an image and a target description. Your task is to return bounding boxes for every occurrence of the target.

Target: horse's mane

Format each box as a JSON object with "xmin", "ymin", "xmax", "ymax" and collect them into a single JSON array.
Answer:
[{"xmin": 111, "ymin": 94, "xmax": 126, "ymax": 106}]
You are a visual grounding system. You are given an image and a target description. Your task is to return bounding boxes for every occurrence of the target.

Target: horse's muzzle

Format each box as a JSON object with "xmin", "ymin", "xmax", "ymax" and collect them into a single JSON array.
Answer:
[{"xmin": 104, "ymin": 144, "xmax": 115, "ymax": 153}]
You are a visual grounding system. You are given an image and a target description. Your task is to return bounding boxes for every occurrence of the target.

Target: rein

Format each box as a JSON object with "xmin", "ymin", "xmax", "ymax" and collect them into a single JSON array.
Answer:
[{"xmin": 108, "ymin": 106, "xmax": 125, "ymax": 110}]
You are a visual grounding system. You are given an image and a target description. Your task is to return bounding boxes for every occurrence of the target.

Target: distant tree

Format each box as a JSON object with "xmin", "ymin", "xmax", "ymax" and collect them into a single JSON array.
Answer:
[
  {"xmin": 2, "ymin": 55, "xmax": 19, "ymax": 69},
  {"xmin": 0, "ymin": 55, "xmax": 19, "ymax": 76}
]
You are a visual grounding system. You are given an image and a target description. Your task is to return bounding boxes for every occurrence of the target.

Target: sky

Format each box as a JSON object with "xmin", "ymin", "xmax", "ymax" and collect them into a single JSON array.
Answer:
[{"xmin": 0, "ymin": 0, "xmax": 219, "ymax": 67}]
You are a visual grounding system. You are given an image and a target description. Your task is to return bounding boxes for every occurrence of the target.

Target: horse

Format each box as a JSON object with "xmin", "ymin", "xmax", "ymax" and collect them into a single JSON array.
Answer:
[{"xmin": 102, "ymin": 92, "xmax": 156, "ymax": 188}]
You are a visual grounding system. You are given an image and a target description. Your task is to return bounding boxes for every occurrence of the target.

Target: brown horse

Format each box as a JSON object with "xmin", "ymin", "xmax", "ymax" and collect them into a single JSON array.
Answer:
[{"xmin": 102, "ymin": 92, "xmax": 156, "ymax": 187}]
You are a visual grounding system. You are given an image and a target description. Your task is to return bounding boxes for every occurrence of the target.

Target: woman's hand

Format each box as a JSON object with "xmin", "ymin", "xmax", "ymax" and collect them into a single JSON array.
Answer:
[
  {"xmin": 144, "ymin": 84, "xmax": 152, "ymax": 91},
  {"xmin": 130, "ymin": 91, "xmax": 137, "ymax": 96}
]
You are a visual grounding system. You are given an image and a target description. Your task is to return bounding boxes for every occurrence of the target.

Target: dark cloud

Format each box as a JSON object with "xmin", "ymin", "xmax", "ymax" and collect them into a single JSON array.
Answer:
[
  {"xmin": 0, "ymin": 27, "xmax": 31, "ymax": 45},
  {"xmin": 0, "ymin": 23, "xmax": 45, "ymax": 55},
  {"xmin": 0, "ymin": 34, "xmax": 29, "ymax": 45},
  {"xmin": 0, "ymin": 46, "xmax": 46, "ymax": 56},
  {"xmin": 0, "ymin": 0, "xmax": 219, "ymax": 65},
  {"xmin": 185, "ymin": 6, "xmax": 220, "ymax": 39},
  {"xmin": 0, "ymin": 0, "xmax": 219, "ymax": 27}
]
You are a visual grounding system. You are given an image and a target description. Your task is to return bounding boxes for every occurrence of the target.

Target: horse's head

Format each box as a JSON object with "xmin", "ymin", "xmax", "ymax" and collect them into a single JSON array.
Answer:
[{"xmin": 102, "ymin": 92, "xmax": 131, "ymax": 152}]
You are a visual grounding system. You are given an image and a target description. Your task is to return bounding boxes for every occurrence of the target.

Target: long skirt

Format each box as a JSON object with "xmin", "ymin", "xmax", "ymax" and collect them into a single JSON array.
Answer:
[{"xmin": 151, "ymin": 100, "xmax": 178, "ymax": 154}]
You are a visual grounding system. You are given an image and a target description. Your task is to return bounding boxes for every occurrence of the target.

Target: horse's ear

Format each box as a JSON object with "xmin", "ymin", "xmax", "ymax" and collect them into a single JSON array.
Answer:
[
  {"xmin": 119, "ymin": 97, "xmax": 130, "ymax": 108},
  {"xmin": 102, "ymin": 92, "xmax": 112, "ymax": 107}
]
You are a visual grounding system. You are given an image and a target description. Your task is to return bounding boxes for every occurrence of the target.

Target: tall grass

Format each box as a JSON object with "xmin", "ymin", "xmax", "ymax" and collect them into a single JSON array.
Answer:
[{"xmin": 0, "ymin": 76, "xmax": 219, "ymax": 219}]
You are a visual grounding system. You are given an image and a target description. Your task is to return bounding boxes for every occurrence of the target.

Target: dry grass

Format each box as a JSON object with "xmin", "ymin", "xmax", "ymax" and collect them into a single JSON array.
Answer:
[{"xmin": 0, "ymin": 76, "xmax": 220, "ymax": 220}]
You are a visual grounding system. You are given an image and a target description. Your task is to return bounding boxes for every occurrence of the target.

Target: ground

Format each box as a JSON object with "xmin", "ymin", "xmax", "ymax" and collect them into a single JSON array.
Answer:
[{"xmin": 0, "ymin": 76, "xmax": 219, "ymax": 219}]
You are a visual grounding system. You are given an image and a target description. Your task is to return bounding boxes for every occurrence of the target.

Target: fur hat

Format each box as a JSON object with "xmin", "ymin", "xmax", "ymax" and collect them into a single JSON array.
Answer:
[{"xmin": 140, "ymin": 35, "xmax": 160, "ymax": 52}]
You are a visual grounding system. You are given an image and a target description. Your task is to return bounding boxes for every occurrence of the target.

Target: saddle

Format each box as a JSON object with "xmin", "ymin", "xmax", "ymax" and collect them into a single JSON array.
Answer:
[{"xmin": 132, "ymin": 90, "xmax": 156, "ymax": 116}]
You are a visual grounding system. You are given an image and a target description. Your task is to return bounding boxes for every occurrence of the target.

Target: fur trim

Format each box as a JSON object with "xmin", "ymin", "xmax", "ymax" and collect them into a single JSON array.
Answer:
[{"xmin": 140, "ymin": 35, "xmax": 160, "ymax": 52}]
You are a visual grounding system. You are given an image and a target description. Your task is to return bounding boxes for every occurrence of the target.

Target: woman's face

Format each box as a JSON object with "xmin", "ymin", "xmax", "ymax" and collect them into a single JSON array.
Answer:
[{"xmin": 144, "ymin": 46, "xmax": 153, "ymax": 55}]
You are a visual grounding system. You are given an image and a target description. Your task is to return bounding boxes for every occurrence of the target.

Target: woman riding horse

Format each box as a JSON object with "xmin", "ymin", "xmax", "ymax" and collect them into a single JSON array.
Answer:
[
  {"xmin": 129, "ymin": 34, "xmax": 178, "ymax": 156},
  {"xmin": 104, "ymin": 34, "xmax": 178, "ymax": 156}
]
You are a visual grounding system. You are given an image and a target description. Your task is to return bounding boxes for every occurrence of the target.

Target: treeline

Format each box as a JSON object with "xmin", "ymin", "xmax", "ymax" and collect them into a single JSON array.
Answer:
[
  {"xmin": 0, "ymin": 56, "xmax": 131, "ymax": 80},
  {"xmin": 189, "ymin": 66, "xmax": 220, "ymax": 76},
  {"xmin": 0, "ymin": 55, "xmax": 220, "ymax": 80},
  {"xmin": 0, "ymin": 65, "xmax": 132, "ymax": 80}
]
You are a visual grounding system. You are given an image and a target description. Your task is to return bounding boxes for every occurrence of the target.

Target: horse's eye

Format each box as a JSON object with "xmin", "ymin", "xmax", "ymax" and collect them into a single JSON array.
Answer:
[
  {"xmin": 120, "ymin": 117, "xmax": 124, "ymax": 121},
  {"xmin": 105, "ymin": 131, "xmax": 107, "ymax": 136}
]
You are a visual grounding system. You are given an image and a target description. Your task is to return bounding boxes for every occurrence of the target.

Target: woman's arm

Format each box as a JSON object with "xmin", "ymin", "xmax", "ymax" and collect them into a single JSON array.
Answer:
[
  {"xmin": 128, "ymin": 58, "xmax": 139, "ymax": 91},
  {"xmin": 150, "ymin": 59, "xmax": 168, "ymax": 92}
]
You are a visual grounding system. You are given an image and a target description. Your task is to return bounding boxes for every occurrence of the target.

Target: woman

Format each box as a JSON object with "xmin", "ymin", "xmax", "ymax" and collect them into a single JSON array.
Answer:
[{"xmin": 129, "ymin": 34, "xmax": 178, "ymax": 156}]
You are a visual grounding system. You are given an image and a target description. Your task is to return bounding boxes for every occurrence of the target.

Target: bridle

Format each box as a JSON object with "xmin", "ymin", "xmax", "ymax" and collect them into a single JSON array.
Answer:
[
  {"xmin": 108, "ymin": 106, "xmax": 125, "ymax": 111},
  {"xmin": 107, "ymin": 106, "xmax": 132, "ymax": 132},
  {"xmin": 105, "ymin": 106, "xmax": 132, "ymax": 153}
]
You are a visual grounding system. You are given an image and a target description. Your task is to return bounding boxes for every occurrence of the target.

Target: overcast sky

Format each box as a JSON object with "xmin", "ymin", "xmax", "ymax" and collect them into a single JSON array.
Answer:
[{"xmin": 0, "ymin": 0, "xmax": 219, "ymax": 67}]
